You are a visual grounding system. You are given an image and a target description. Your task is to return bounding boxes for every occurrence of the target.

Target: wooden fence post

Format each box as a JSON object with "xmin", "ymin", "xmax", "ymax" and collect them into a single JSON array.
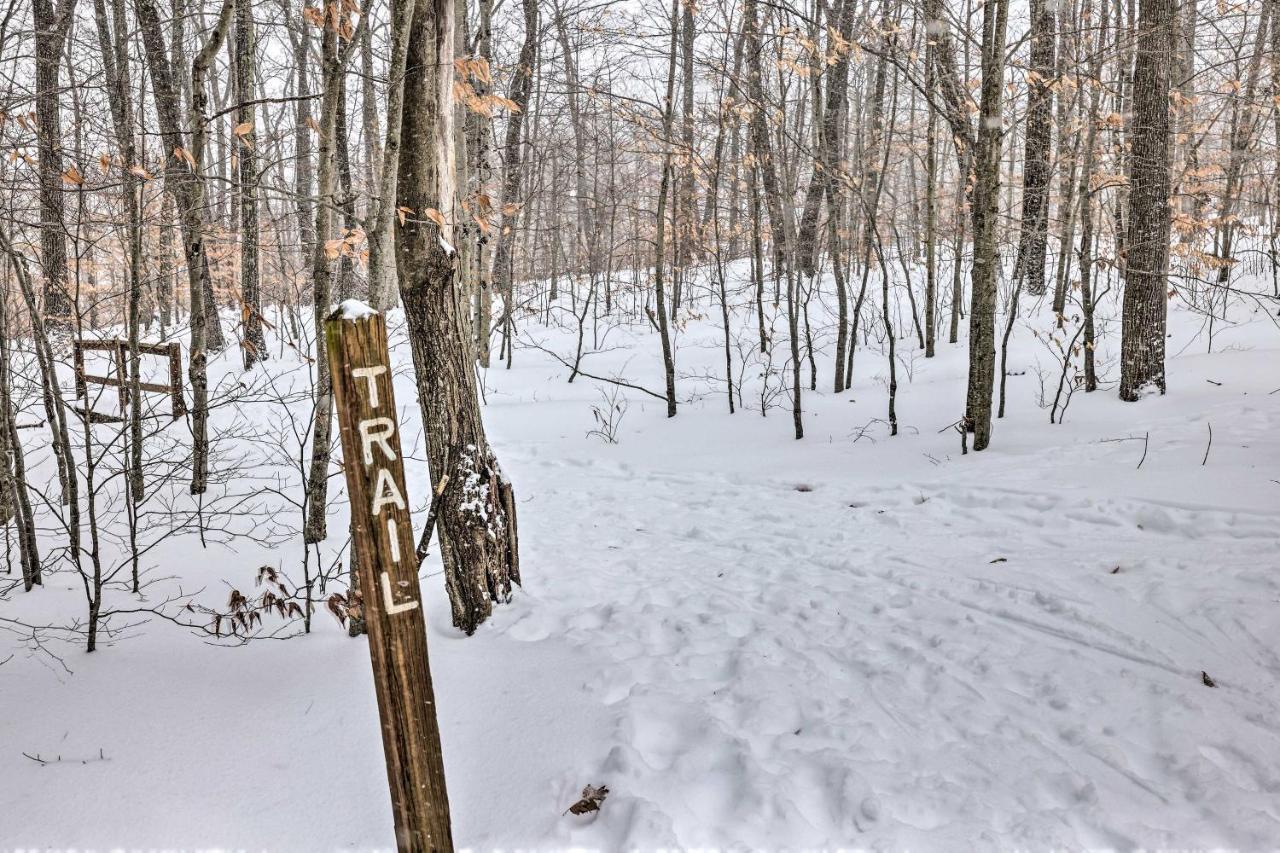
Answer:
[
  {"xmin": 168, "ymin": 342, "xmax": 187, "ymax": 418},
  {"xmin": 324, "ymin": 304, "xmax": 454, "ymax": 852}
]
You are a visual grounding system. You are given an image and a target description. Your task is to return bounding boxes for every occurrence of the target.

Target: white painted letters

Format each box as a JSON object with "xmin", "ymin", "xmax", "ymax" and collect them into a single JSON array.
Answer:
[
  {"xmin": 351, "ymin": 365, "xmax": 387, "ymax": 407},
  {"xmin": 380, "ymin": 571, "xmax": 420, "ymax": 615},
  {"xmin": 359, "ymin": 417, "xmax": 397, "ymax": 465},
  {"xmin": 351, "ymin": 360, "xmax": 418, "ymax": 618},
  {"xmin": 371, "ymin": 467, "xmax": 407, "ymax": 515}
]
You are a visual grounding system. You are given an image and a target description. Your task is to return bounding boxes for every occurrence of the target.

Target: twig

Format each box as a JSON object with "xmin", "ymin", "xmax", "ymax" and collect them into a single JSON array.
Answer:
[
  {"xmin": 1104, "ymin": 433, "xmax": 1151, "ymax": 469},
  {"xmin": 415, "ymin": 474, "xmax": 451, "ymax": 566},
  {"xmin": 523, "ymin": 341, "xmax": 667, "ymax": 401},
  {"xmin": 1202, "ymin": 422, "xmax": 1212, "ymax": 466}
]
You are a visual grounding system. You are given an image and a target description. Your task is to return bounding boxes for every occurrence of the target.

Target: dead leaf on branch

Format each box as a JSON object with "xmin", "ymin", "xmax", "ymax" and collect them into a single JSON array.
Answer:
[{"xmin": 564, "ymin": 784, "xmax": 609, "ymax": 816}]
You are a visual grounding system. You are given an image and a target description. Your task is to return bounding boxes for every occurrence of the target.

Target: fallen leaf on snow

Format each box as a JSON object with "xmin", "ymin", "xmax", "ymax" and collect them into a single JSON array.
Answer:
[{"xmin": 565, "ymin": 784, "xmax": 608, "ymax": 816}]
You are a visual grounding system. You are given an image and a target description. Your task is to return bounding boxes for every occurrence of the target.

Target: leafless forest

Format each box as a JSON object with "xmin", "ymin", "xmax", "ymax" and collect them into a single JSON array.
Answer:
[
  {"xmin": 0, "ymin": 0, "xmax": 1276, "ymax": 640},
  {"xmin": 4, "ymin": 0, "xmax": 1280, "ymax": 845}
]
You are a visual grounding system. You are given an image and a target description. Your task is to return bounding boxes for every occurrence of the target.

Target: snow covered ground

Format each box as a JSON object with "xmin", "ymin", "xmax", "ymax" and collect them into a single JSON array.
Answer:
[{"xmin": 3, "ymin": 264, "xmax": 1280, "ymax": 849}]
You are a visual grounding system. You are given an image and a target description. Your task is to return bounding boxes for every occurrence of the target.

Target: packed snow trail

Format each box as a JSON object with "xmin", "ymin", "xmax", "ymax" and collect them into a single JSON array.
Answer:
[{"xmin": 495, "ymin": 460, "xmax": 1280, "ymax": 847}]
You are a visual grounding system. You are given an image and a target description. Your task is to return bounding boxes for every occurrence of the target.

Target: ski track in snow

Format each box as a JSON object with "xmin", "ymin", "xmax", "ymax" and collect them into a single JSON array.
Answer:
[{"xmin": 4, "ymin": 288, "xmax": 1280, "ymax": 849}]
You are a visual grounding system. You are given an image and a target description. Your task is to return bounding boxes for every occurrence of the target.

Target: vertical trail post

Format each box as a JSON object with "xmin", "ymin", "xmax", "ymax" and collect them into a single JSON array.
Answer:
[{"xmin": 325, "ymin": 304, "xmax": 454, "ymax": 852}]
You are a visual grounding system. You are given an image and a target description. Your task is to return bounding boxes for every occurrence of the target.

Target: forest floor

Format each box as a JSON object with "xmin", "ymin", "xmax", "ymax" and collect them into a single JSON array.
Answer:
[{"xmin": 3, "ymin": 267, "xmax": 1280, "ymax": 848}]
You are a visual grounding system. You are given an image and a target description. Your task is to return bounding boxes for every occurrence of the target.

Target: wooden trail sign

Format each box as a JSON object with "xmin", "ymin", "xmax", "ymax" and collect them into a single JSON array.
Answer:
[{"xmin": 325, "ymin": 304, "xmax": 454, "ymax": 852}]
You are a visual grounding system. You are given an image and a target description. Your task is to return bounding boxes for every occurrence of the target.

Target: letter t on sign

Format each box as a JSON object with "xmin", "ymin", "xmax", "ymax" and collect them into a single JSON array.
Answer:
[{"xmin": 324, "ymin": 305, "xmax": 454, "ymax": 852}]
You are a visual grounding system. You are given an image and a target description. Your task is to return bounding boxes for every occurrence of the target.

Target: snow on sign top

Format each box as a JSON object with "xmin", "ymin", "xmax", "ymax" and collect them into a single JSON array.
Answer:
[{"xmin": 336, "ymin": 299, "xmax": 378, "ymax": 321}]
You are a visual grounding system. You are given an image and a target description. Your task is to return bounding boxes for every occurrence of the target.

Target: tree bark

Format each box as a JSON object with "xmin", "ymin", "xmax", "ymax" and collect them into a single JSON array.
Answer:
[
  {"xmin": 303, "ymin": 7, "xmax": 365, "ymax": 543},
  {"xmin": 963, "ymin": 0, "xmax": 1009, "ymax": 451},
  {"xmin": 1018, "ymin": 0, "xmax": 1055, "ymax": 295},
  {"xmin": 1118, "ymin": 0, "xmax": 1174, "ymax": 400},
  {"xmin": 134, "ymin": 0, "xmax": 232, "ymax": 493},
  {"xmin": 236, "ymin": 0, "xmax": 265, "ymax": 369},
  {"xmin": 397, "ymin": 0, "xmax": 520, "ymax": 635},
  {"xmin": 32, "ymin": 0, "xmax": 76, "ymax": 329},
  {"xmin": 489, "ymin": 0, "xmax": 538, "ymax": 363},
  {"xmin": 651, "ymin": 0, "xmax": 681, "ymax": 419}
]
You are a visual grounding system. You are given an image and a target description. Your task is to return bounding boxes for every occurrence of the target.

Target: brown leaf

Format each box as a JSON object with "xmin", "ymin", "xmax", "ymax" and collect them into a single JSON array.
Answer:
[
  {"xmin": 423, "ymin": 208, "xmax": 446, "ymax": 228},
  {"xmin": 565, "ymin": 784, "xmax": 609, "ymax": 816},
  {"xmin": 61, "ymin": 165, "xmax": 84, "ymax": 185}
]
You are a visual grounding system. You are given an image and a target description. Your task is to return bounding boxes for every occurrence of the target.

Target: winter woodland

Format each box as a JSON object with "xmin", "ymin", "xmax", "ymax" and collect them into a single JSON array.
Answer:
[{"xmin": 2, "ymin": 0, "xmax": 1280, "ymax": 846}]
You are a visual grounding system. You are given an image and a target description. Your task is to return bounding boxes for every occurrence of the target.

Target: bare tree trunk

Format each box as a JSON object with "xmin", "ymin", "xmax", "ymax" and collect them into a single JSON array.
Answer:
[
  {"xmin": 924, "ymin": 33, "xmax": 939, "ymax": 358},
  {"xmin": 290, "ymin": 13, "xmax": 316, "ymax": 275},
  {"xmin": 554, "ymin": 2, "xmax": 599, "ymax": 279},
  {"xmin": 962, "ymin": 0, "xmax": 1009, "ymax": 451},
  {"xmin": 365, "ymin": 0, "xmax": 414, "ymax": 320},
  {"xmin": 489, "ymin": 0, "xmax": 538, "ymax": 363},
  {"xmin": 397, "ymin": 0, "xmax": 520, "ymax": 636},
  {"xmin": 744, "ymin": 0, "xmax": 799, "ymax": 436},
  {"xmin": 1078, "ymin": 0, "xmax": 1103, "ymax": 392},
  {"xmin": 1119, "ymin": 0, "xmax": 1174, "ymax": 400},
  {"xmin": 1, "ymin": 229, "xmax": 79, "ymax": 584},
  {"xmin": 672, "ymin": 0, "xmax": 696, "ymax": 314},
  {"xmin": 651, "ymin": 0, "xmax": 680, "ymax": 419},
  {"xmin": 1213, "ymin": 1, "xmax": 1271, "ymax": 287},
  {"xmin": 93, "ymin": 0, "xmax": 145, "ymax": 508},
  {"xmin": 467, "ymin": 0, "xmax": 496, "ymax": 363},
  {"xmin": 33, "ymin": 0, "xmax": 76, "ymax": 329},
  {"xmin": 158, "ymin": 193, "xmax": 176, "ymax": 332},
  {"xmin": 236, "ymin": 0, "xmax": 265, "ymax": 369},
  {"xmin": 134, "ymin": 0, "xmax": 233, "ymax": 494},
  {"xmin": 1018, "ymin": 0, "xmax": 1055, "ymax": 295},
  {"xmin": 303, "ymin": 9, "xmax": 365, "ymax": 544},
  {"xmin": 795, "ymin": 0, "xmax": 855, "ymax": 388},
  {"xmin": 0, "ymin": 290, "xmax": 41, "ymax": 588}
]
